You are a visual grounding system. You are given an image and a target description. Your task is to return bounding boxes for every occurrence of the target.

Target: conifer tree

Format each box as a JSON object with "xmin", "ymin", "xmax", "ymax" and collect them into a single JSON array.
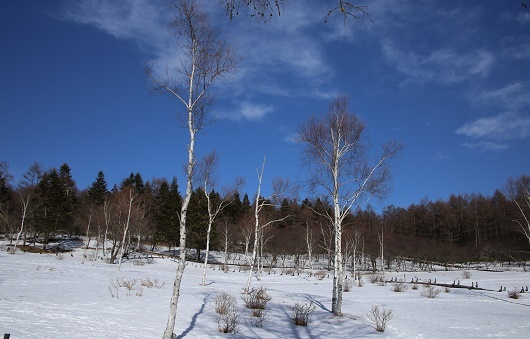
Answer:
[
  {"xmin": 154, "ymin": 177, "xmax": 181, "ymax": 251},
  {"xmin": 87, "ymin": 171, "xmax": 108, "ymax": 206},
  {"xmin": 186, "ymin": 188, "xmax": 210, "ymax": 261}
]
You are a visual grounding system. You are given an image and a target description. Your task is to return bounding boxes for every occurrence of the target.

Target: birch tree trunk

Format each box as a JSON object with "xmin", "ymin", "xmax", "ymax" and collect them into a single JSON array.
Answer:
[
  {"xmin": 145, "ymin": 1, "xmax": 239, "ymax": 336},
  {"xmin": 297, "ymin": 96, "xmax": 402, "ymax": 316},
  {"xmin": 82, "ymin": 209, "xmax": 92, "ymax": 264},
  {"xmin": 12, "ymin": 191, "xmax": 31, "ymax": 254},
  {"xmin": 378, "ymin": 227, "xmax": 384, "ymax": 273},
  {"xmin": 118, "ymin": 188, "xmax": 136, "ymax": 271}
]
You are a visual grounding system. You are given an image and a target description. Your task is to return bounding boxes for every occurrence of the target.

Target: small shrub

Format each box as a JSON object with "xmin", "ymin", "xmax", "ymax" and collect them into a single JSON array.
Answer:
[
  {"xmin": 109, "ymin": 283, "xmax": 119, "ymax": 299},
  {"xmin": 135, "ymin": 286, "xmax": 144, "ymax": 297},
  {"xmin": 110, "ymin": 277, "xmax": 139, "ymax": 297},
  {"xmin": 133, "ymin": 259, "xmax": 146, "ymax": 266},
  {"xmin": 215, "ymin": 293, "xmax": 237, "ymax": 315},
  {"xmin": 444, "ymin": 286, "xmax": 450, "ymax": 293},
  {"xmin": 507, "ymin": 288, "xmax": 521, "ymax": 299},
  {"xmin": 461, "ymin": 270, "xmax": 472, "ymax": 279},
  {"xmin": 283, "ymin": 268, "xmax": 295, "ymax": 275},
  {"xmin": 391, "ymin": 281, "xmax": 408, "ymax": 292},
  {"xmin": 288, "ymin": 302, "xmax": 316, "ymax": 326},
  {"xmin": 140, "ymin": 277, "xmax": 165, "ymax": 289},
  {"xmin": 215, "ymin": 308, "xmax": 240, "ymax": 334},
  {"xmin": 248, "ymin": 308, "xmax": 268, "ymax": 327},
  {"xmin": 241, "ymin": 286, "xmax": 271, "ymax": 310},
  {"xmin": 411, "ymin": 283, "xmax": 418, "ymax": 290},
  {"xmin": 421, "ymin": 285, "xmax": 442, "ymax": 298},
  {"xmin": 369, "ymin": 275, "xmax": 381, "ymax": 284},
  {"xmin": 141, "ymin": 278, "xmax": 154, "ymax": 288},
  {"xmin": 367, "ymin": 305, "xmax": 394, "ymax": 332},
  {"xmin": 356, "ymin": 278, "xmax": 365, "ymax": 287},
  {"xmin": 344, "ymin": 279, "xmax": 353, "ymax": 292},
  {"xmin": 314, "ymin": 271, "xmax": 326, "ymax": 280}
]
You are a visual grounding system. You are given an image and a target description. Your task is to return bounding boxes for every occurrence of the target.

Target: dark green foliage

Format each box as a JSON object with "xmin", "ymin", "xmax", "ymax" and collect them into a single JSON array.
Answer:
[
  {"xmin": 121, "ymin": 172, "xmax": 145, "ymax": 193},
  {"xmin": 87, "ymin": 171, "xmax": 108, "ymax": 206},
  {"xmin": 154, "ymin": 177, "xmax": 181, "ymax": 250},
  {"xmin": 34, "ymin": 164, "xmax": 79, "ymax": 245},
  {"xmin": 187, "ymin": 188, "xmax": 210, "ymax": 260}
]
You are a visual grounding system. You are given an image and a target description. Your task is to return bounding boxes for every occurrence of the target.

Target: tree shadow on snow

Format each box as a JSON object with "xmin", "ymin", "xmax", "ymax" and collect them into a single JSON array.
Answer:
[
  {"xmin": 176, "ymin": 295, "xmax": 209, "ymax": 339},
  {"xmin": 303, "ymin": 293, "xmax": 330, "ymax": 313}
]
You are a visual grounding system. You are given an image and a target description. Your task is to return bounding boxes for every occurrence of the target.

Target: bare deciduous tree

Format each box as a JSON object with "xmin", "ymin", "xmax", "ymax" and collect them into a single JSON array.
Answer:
[
  {"xmin": 146, "ymin": 1, "xmax": 239, "ymax": 337},
  {"xmin": 197, "ymin": 151, "xmax": 243, "ymax": 285},
  {"xmin": 297, "ymin": 96, "xmax": 402, "ymax": 316},
  {"xmin": 221, "ymin": 0, "xmax": 371, "ymax": 24},
  {"xmin": 505, "ymin": 175, "xmax": 530, "ymax": 246},
  {"xmin": 244, "ymin": 156, "xmax": 289, "ymax": 293}
]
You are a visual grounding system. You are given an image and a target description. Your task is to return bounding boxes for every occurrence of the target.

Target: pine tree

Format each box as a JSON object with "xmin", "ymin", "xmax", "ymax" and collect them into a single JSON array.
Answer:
[
  {"xmin": 121, "ymin": 172, "xmax": 145, "ymax": 193},
  {"xmin": 154, "ymin": 177, "xmax": 181, "ymax": 250},
  {"xmin": 186, "ymin": 188, "xmax": 209, "ymax": 261},
  {"xmin": 59, "ymin": 164, "xmax": 78, "ymax": 235},
  {"xmin": 87, "ymin": 171, "xmax": 108, "ymax": 206},
  {"xmin": 35, "ymin": 170, "xmax": 62, "ymax": 247}
]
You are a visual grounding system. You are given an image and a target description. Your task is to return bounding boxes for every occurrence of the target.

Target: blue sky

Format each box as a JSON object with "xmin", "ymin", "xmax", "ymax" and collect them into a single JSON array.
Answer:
[{"xmin": 1, "ymin": 0, "xmax": 529, "ymax": 210}]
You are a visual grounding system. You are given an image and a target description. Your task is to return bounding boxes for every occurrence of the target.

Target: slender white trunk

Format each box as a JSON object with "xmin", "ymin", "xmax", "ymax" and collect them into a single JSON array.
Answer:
[
  {"xmin": 118, "ymin": 189, "xmax": 135, "ymax": 271},
  {"xmin": 103, "ymin": 199, "xmax": 110, "ymax": 257},
  {"xmin": 244, "ymin": 157, "xmax": 265, "ymax": 293},
  {"xmin": 13, "ymin": 193, "xmax": 30, "ymax": 254},
  {"xmin": 306, "ymin": 222, "xmax": 313, "ymax": 271},
  {"xmin": 82, "ymin": 211, "xmax": 93, "ymax": 264},
  {"xmin": 94, "ymin": 220, "xmax": 101, "ymax": 266},
  {"xmin": 332, "ymin": 146, "xmax": 343, "ymax": 316},
  {"xmin": 163, "ymin": 55, "xmax": 197, "ymax": 337},
  {"xmin": 223, "ymin": 222, "xmax": 229, "ymax": 273},
  {"xmin": 201, "ymin": 218, "xmax": 213, "ymax": 286},
  {"xmin": 379, "ymin": 228, "xmax": 384, "ymax": 273}
]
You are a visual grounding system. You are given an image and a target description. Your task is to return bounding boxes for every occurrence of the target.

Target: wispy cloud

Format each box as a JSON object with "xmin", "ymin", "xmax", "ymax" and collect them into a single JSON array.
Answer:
[
  {"xmin": 381, "ymin": 42, "xmax": 494, "ymax": 86},
  {"xmin": 218, "ymin": 101, "xmax": 274, "ymax": 121},
  {"xmin": 461, "ymin": 142, "xmax": 509, "ymax": 151},
  {"xmin": 60, "ymin": 0, "xmax": 338, "ymax": 103},
  {"xmin": 472, "ymin": 82, "xmax": 530, "ymax": 110},
  {"xmin": 61, "ymin": 0, "xmax": 170, "ymax": 52},
  {"xmin": 456, "ymin": 112, "xmax": 530, "ymax": 151}
]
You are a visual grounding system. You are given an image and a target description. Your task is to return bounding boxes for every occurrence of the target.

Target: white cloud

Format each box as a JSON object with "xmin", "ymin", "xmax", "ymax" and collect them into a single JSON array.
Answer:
[
  {"xmin": 381, "ymin": 42, "xmax": 495, "ymax": 86},
  {"xmin": 60, "ymin": 0, "xmax": 337, "ymax": 102},
  {"xmin": 218, "ymin": 101, "xmax": 274, "ymax": 121},
  {"xmin": 240, "ymin": 101, "xmax": 274, "ymax": 121},
  {"xmin": 472, "ymin": 82, "xmax": 530, "ymax": 110},
  {"xmin": 456, "ymin": 112, "xmax": 530, "ymax": 141},
  {"xmin": 461, "ymin": 142, "xmax": 509, "ymax": 151},
  {"xmin": 61, "ymin": 0, "xmax": 170, "ymax": 52},
  {"xmin": 516, "ymin": 11, "xmax": 530, "ymax": 25}
]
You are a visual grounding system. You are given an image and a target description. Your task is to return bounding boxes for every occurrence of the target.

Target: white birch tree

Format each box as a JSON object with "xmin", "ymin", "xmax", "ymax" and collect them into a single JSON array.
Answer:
[
  {"xmin": 117, "ymin": 187, "xmax": 138, "ymax": 271},
  {"xmin": 146, "ymin": 1, "xmax": 239, "ymax": 337},
  {"xmin": 505, "ymin": 175, "xmax": 530, "ymax": 246},
  {"xmin": 297, "ymin": 96, "xmax": 402, "ymax": 316},
  {"xmin": 197, "ymin": 151, "xmax": 243, "ymax": 285},
  {"xmin": 244, "ymin": 156, "xmax": 289, "ymax": 293},
  {"xmin": 12, "ymin": 188, "xmax": 32, "ymax": 254}
]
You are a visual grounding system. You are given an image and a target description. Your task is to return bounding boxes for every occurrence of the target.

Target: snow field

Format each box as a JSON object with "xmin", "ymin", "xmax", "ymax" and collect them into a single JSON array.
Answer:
[{"xmin": 1, "ymin": 247, "xmax": 530, "ymax": 338}]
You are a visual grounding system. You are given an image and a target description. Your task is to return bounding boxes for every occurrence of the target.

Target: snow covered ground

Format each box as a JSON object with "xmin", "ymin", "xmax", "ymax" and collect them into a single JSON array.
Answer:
[{"xmin": 1, "ymin": 243, "xmax": 530, "ymax": 338}]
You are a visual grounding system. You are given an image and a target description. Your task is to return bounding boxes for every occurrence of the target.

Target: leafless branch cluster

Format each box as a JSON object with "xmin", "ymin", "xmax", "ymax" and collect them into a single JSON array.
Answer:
[
  {"xmin": 324, "ymin": 1, "xmax": 372, "ymax": 25},
  {"xmin": 221, "ymin": 0, "xmax": 372, "ymax": 25},
  {"xmin": 214, "ymin": 292, "xmax": 240, "ymax": 333},
  {"xmin": 288, "ymin": 301, "xmax": 316, "ymax": 326},
  {"xmin": 223, "ymin": 0, "xmax": 283, "ymax": 22},
  {"xmin": 421, "ymin": 285, "xmax": 442, "ymax": 298},
  {"xmin": 367, "ymin": 305, "xmax": 393, "ymax": 332},
  {"xmin": 241, "ymin": 286, "xmax": 271, "ymax": 310}
]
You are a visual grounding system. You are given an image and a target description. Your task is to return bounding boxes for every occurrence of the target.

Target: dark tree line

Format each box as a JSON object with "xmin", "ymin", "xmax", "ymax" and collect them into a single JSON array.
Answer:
[{"xmin": 0, "ymin": 161, "xmax": 529, "ymax": 265}]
